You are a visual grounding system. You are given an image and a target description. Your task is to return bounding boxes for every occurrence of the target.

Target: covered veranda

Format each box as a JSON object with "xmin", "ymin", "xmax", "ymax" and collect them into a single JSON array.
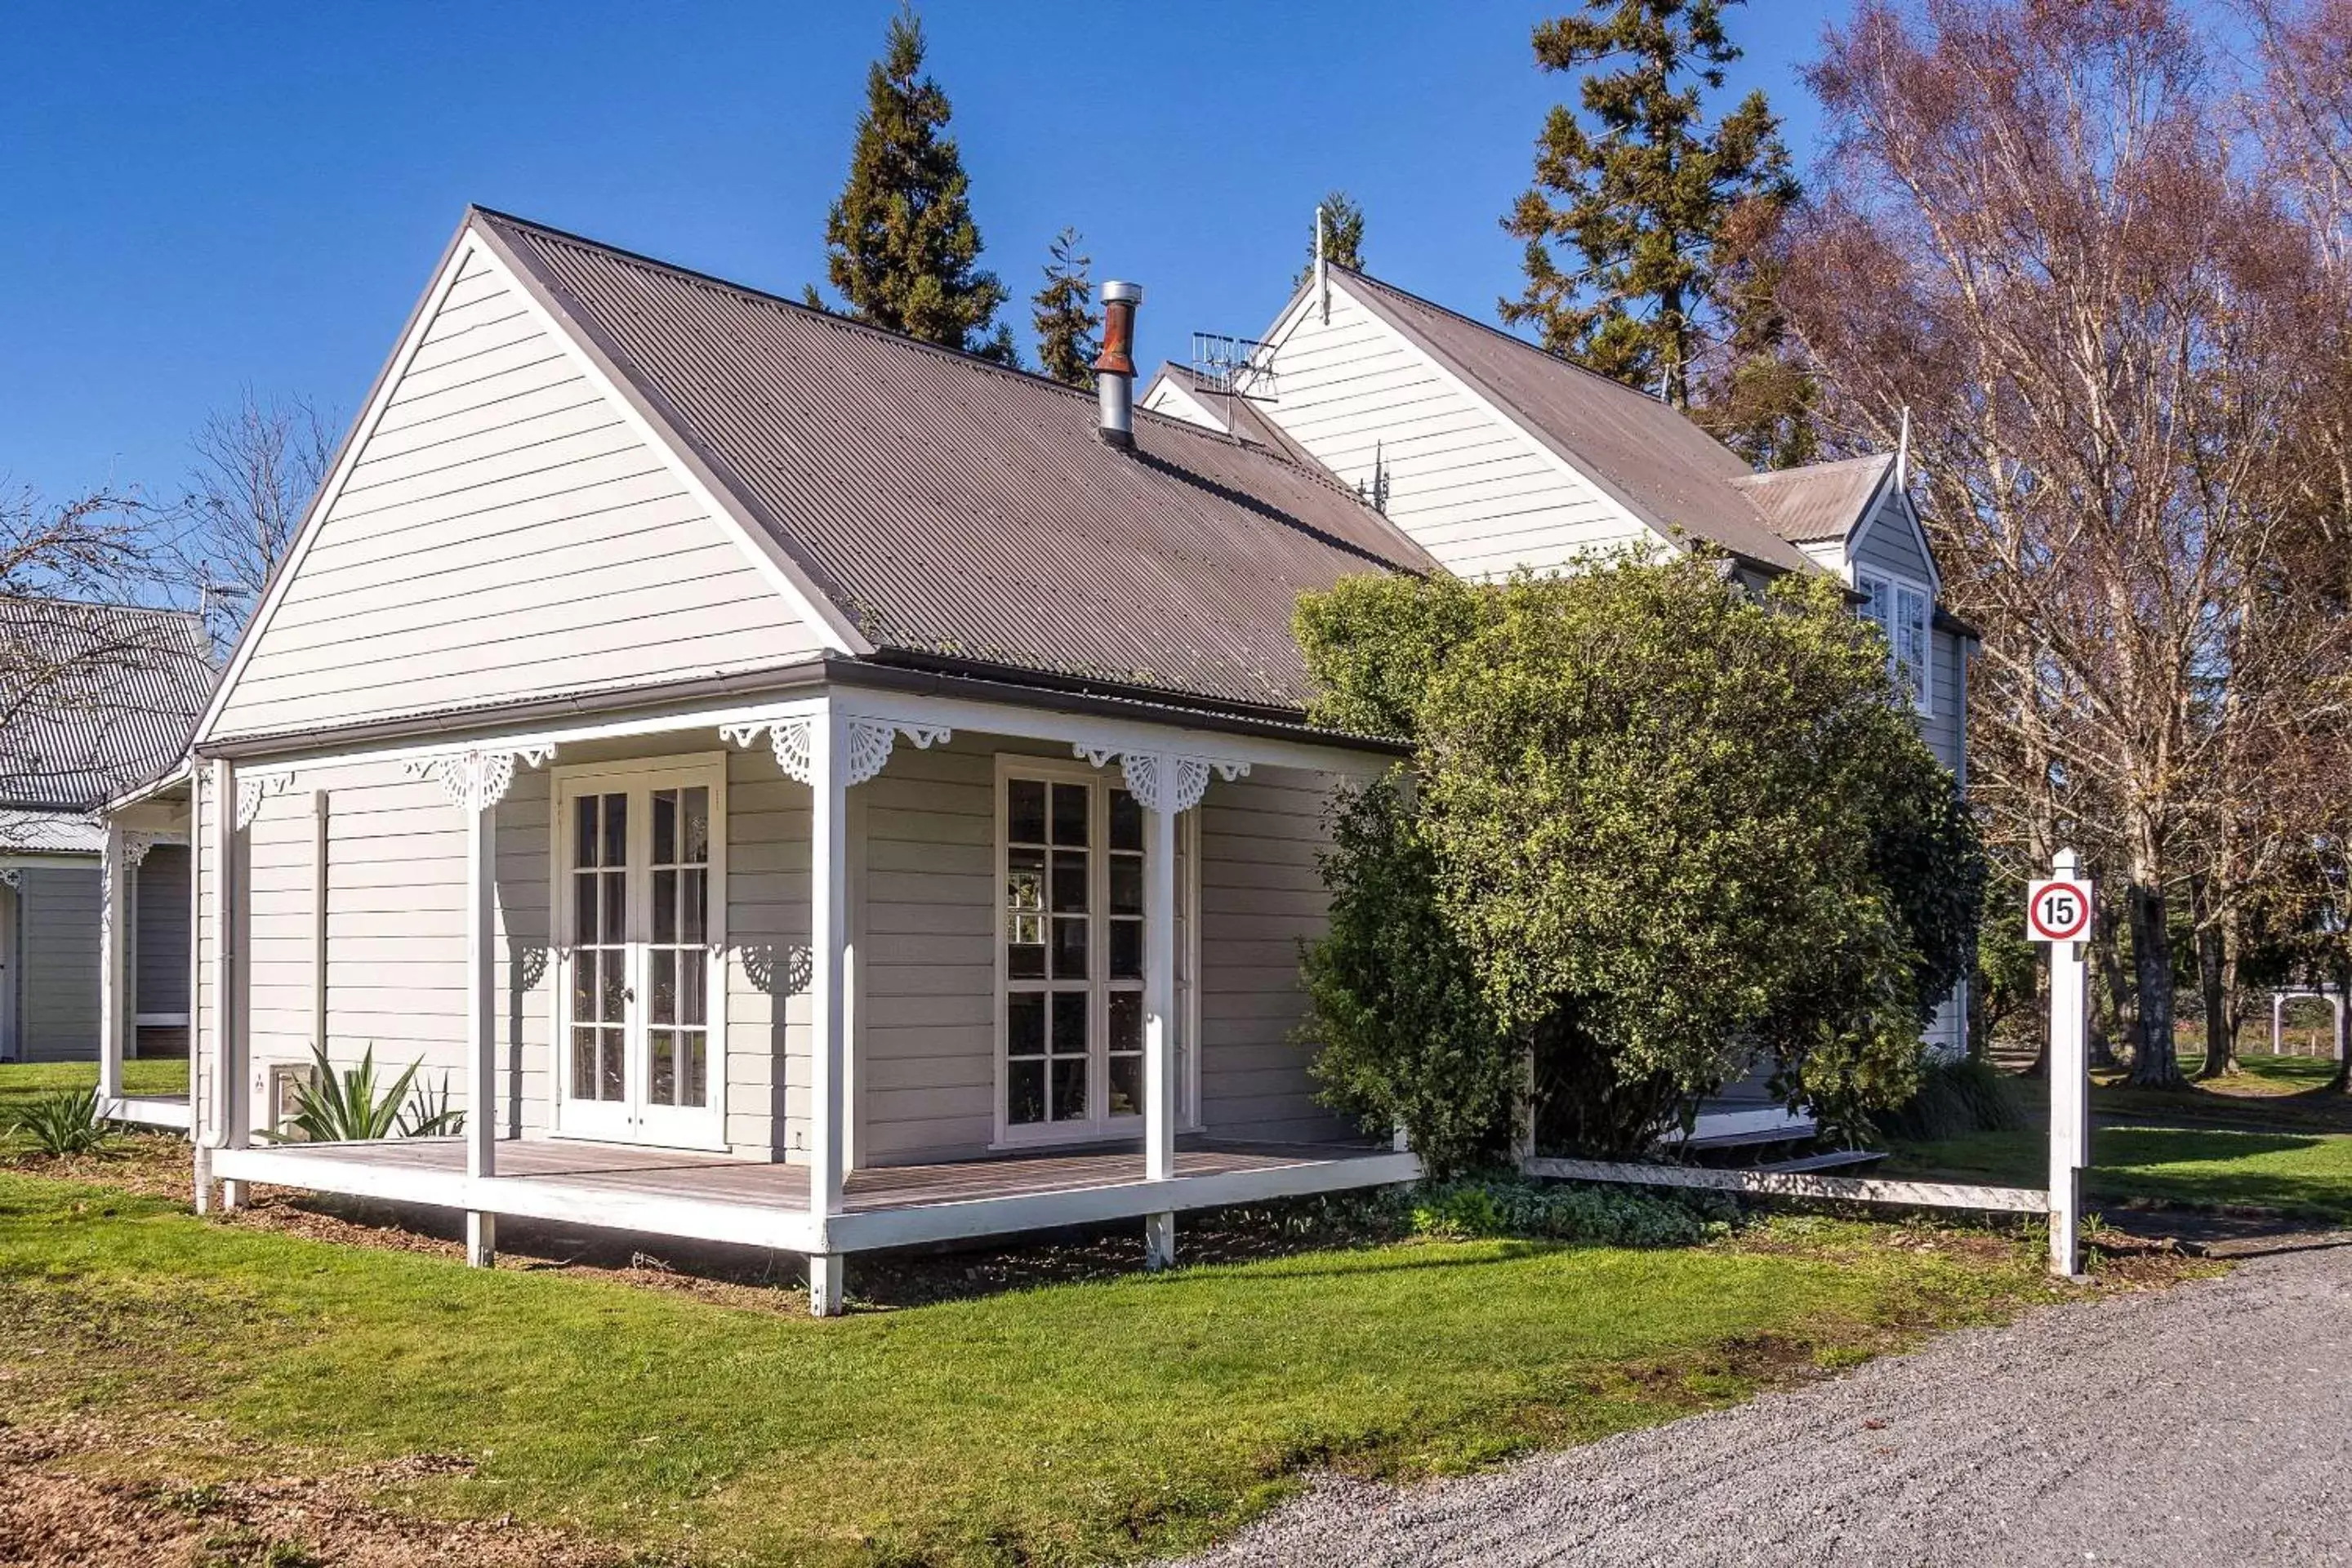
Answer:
[{"xmin": 193, "ymin": 671, "xmax": 1421, "ymax": 1312}]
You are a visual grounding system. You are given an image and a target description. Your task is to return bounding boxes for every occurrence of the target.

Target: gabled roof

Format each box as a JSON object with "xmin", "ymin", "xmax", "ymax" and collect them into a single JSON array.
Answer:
[
  {"xmin": 1732, "ymin": 453, "xmax": 1897, "ymax": 546},
  {"xmin": 472, "ymin": 210, "xmax": 1434, "ymax": 713},
  {"xmin": 0, "ymin": 597, "xmax": 215, "ymax": 812},
  {"xmin": 1143, "ymin": 363, "xmax": 1322, "ymax": 470},
  {"xmin": 1327, "ymin": 266, "xmax": 1819, "ymax": 575}
]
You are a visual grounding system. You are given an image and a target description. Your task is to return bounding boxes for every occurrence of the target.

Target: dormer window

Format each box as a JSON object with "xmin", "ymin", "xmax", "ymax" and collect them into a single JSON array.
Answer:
[{"xmin": 1857, "ymin": 572, "xmax": 1933, "ymax": 714}]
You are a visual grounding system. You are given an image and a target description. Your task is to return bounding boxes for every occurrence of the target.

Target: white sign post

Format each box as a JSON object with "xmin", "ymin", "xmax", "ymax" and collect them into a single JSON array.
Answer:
[{"xmin": 2029, "ymin": 849, "xmax": 2094, "ymax": 1278}]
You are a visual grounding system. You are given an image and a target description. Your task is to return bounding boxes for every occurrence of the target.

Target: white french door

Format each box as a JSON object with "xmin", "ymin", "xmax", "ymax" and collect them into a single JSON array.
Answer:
[{"xmin": 553, "ymin": 759, "xmax": 727, "ymax": 1149}]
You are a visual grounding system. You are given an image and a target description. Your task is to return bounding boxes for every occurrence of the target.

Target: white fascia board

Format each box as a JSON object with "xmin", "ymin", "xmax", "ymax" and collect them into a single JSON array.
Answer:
[
  {"xmin": 1138, "ymin": 372, "xmax": 1227, "ymax": 432},
  {"xmin": 1847, "ymin": 474, "xmax": 1943, "ymax": 595},
  {"xmin": 469, "ymin": 219, "xmax": 871, "ymax": 658},
  {"xmin": 189, "ymin": 220, "xmax": 484, "ymax": 751},
  {"xmin": 191, "ymin": 218, "xmax": 866, "ymax": 753},
  {"xmin": 1311, "ymin": 276, "xmax": 1663, "ymax": 555}
]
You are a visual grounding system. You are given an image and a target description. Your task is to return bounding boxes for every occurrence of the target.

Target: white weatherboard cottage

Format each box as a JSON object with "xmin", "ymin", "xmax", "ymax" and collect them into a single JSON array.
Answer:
[{"xmin": 158, "ymin": 208, "xmax": 1971, "ymax": 1313}]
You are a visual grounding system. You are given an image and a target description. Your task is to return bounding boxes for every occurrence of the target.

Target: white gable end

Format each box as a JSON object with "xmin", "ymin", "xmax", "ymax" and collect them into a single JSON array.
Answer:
[
  {"xmin": 1254, "ymin": 283, "xmax": 1656, "ymax": 579},
  {"xmin": 207, "ymin": 241, "xmax": 831, "ymax": 741}
]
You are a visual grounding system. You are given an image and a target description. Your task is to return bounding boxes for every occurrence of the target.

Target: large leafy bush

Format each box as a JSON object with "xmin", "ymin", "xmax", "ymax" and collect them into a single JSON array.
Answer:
[{"xmin": 1295, "ymin": 552, "xmax": 1984, "ymax": 1168}]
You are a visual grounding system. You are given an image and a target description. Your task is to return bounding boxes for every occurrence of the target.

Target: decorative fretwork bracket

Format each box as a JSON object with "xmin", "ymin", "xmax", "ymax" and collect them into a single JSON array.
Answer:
[
  {"xmin": 122, "ymin": 831, "xmax": 172, "ymax": 867},
  {"xmin": 0, "ymin": 868, "xmax": 19, "ymax": 890},
  {"xmin": 721, "ymin": 716, "xmax": 951, "ymax": 787},
  {"xmin": 402, "ymin": 745, "xmax": 557, "ymax": 812},
  {"xmin": 1071, "ymin": 746, "xmax": 1250, "ymax": 813},
  {"xmin": 234, "ymin": 771, "xmax": 296, "ymax": 830}
]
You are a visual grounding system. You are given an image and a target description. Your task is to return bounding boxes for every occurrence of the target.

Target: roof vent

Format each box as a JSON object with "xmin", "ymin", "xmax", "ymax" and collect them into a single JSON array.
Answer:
[{"xmin": 1094, "ymin": 281, "xmax": 1143, "ymax": 449}]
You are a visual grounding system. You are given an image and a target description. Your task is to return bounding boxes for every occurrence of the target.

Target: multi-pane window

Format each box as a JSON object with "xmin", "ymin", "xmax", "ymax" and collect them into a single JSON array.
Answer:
[
  {"xmin": 1857, "ymin": 572, "xmax": 1933, "ymax": 712},
  {"xmin": 1002, "ymin": 772, "xmax": 1153, "ymax": 1136},
  {"xmin": 648, "ymin": 786, "xmax": 711, "ymax": 1110},
  {"xmin": 570, "ymin": 791, "xmax": 629, "ymax": 1103}
]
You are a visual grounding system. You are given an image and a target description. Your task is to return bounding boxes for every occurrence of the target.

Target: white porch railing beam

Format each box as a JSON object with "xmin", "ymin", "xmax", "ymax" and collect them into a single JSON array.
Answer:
[{"xmin": 97, "ymin": 822, "xmax": 127, "ymax": 1107}]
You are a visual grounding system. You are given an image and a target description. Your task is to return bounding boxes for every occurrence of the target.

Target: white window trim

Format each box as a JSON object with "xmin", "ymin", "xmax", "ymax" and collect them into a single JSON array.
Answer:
[
  {"xmin": 991, "ymin": 754, "xmax": 1200, "ymax": 1151},
  {"xmin": 1851, "ymin": 566, "xmax": 1936, "ymax": 718},
  {"xmin": 546, "ymin": 751, "xmax": 731, "ymax": 1152}
]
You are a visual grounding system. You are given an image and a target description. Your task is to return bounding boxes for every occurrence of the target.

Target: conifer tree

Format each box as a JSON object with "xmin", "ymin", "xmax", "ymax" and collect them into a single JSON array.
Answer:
[
  {"xmin": 1499, "ymin": 1, "xmax": 1797, "ymax": 412},
  {"xmin": 1295, "ymin": 190, "xmax": 1368, "ymax": 284},
  {"xmin": 1031, "ymin": 227, "xmax": 1098, "ymax": 388},
  {"xmin": 817, "ymin": 7, "xmax": 1012, "ymax": 361}
]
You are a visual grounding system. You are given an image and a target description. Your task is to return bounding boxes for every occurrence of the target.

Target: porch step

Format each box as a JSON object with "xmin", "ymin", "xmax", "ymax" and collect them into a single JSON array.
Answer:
[
  {"xmin": 1757, "ymin": 1149, "xmax": 1889, "ymax": 1174},
  {"xmin": 1682, "ymin": 1107, "xmax": 1820, "ymax": 1152}
]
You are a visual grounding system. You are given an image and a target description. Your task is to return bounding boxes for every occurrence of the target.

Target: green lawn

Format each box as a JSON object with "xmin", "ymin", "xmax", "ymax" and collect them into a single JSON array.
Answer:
[
  {"xmin": 1, "ymin": 1173, "xmax": 2060, "ymax": 1567},
  {"xmin": 1887, "ymin": 1120, "xmax": 2352, "ymax": 1222},
  {"xmin": 0, "ymin": 1058, "xmax": 189, "ymax": 1113}
]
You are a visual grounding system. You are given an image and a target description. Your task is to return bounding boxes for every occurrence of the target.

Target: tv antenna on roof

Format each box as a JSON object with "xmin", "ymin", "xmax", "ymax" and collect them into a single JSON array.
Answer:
[{"xmin": 1187, "ymin": 331, "xmax": 1278, "ymax": 406}]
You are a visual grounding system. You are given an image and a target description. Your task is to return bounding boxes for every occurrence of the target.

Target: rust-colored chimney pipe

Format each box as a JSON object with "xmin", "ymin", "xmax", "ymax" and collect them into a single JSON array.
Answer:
[{"xmin": 1094, "ymin": 280, "xmax": 1142, "ymax": 449}]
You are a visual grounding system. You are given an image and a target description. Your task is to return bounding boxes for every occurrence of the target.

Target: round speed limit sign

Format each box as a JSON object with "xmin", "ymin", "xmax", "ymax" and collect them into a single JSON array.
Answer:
[{"xmin": 2027, "ymin": 879, "xmax": 2093, "ymax": 943}]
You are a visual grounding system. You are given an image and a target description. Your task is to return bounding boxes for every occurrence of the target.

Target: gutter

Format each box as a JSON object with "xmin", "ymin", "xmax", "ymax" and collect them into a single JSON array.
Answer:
[{"xmin": 195, "ymin": 652, "xmax": 1410, "ymax": 764}]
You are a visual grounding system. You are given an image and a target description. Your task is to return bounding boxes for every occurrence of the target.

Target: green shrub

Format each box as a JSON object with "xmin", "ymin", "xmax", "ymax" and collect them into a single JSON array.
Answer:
[
  {"xmin": 264, "ymin": 1042, "xmax": 465, "ymax": 1143},
  {"xmin": 1873, "ymin": 1056, "xmax": 2027, "ymax": 1143},
  {"xmin": 13, "ymin": 1086, "xmax": 109, "ymax": 1156},
  {"xmin": 1405, "ymin": 1174, "xmax": 1735, "ymax": 1247}
]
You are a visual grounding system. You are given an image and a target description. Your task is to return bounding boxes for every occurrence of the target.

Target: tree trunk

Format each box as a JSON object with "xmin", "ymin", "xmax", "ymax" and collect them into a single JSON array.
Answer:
[
  {"xmin": 2194, "ymin": 878, "xmax": 2235, "ymax": 1080},
  {"xmin": 2127, "ymin": 871, "xmax": 2184, "ymax": 1088},
  {"xmin": 2090, "ymin": 910, "xmax": 2132, "ymax": 1071},
  {"xmin": 2332, "ymin": 958, "xmax": 2352, "ymax": 1096}
]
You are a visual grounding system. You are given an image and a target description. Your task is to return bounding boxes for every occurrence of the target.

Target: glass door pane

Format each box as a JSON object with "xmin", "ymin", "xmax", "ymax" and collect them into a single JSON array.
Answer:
[
  {"xmin": 568, "ymin": 791, "xmax": 629, "ymax": 1111},
  {"xmin": 646, "ymin": 785, "xmax": 711, "ymax": 1111}
]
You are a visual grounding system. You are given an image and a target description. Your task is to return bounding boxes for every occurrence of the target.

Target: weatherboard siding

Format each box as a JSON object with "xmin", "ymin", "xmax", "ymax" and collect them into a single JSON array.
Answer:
[
  {"xmin": 1196, "ymin": 765, "xmax": 1357, "ymax": 1144},
  {"xmin": 209, "ymin": 247, "xmax": 823, "ymax": 740},
  {"xmin": 1258, "ymin": 284, "xmax": 1651, "ymax": 579},
  {"xmin": 1850, "ymin": 486, "xmax": 1936, "ymax": 589},
  {"xmin": 14, "ymin": 866, "xmax": 98, "ymax": 1062},
  {"xmin": 134, "ymin": 844, "xmax": 190, "ymax": 1016}
]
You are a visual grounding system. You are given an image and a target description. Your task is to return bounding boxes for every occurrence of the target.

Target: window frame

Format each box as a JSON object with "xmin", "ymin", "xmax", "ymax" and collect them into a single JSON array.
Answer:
[
  {"xmin": 546, "ymin": 752, "xmax": 731, "ymax": 1152},
  {"xmin": 1853, "ymin": 567, "xmax": 1936, "ymax": 717},
  {"xmin": 991, "ymin": 754, "xmax": 1199, "ymax": 1150}
]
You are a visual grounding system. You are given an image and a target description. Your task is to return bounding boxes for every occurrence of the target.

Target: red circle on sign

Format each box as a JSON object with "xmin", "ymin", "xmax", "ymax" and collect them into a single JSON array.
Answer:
[{"xmin": 2029, "ymin": 884, "xmax": 2091, "ymax": 942}]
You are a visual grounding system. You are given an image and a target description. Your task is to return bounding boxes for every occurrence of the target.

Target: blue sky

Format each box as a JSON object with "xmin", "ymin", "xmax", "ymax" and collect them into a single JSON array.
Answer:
[{"xmin": 2, "ymin": 1, "xmax": 1848, "ymax": 508}]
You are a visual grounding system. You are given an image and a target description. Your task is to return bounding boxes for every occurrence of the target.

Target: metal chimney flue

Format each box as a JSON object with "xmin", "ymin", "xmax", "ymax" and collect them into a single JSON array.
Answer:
[{"xmin": 1094, "ymin": 280, "xmax": 1143, "ymax": 449}]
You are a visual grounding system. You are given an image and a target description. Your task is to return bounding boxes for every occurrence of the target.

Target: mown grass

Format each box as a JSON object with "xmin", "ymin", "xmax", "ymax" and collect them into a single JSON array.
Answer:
[{"xmin": 0, "ymin": 1173, "xmax": 2060, "ymax": 1567}]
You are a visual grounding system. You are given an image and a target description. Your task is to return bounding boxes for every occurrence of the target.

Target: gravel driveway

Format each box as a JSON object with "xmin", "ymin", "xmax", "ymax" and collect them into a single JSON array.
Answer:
[{"xmin": 1180, "ymin": 1238, "xmax": 2352, "ymax": 1567}]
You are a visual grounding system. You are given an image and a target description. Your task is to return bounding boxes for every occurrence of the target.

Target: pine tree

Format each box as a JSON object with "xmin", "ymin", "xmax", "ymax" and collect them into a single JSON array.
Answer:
[
  {"xmin": 817, "ymin": 7, "xmax": 1012, "ymax": 361},
  {"xmin": 1031, "ymin": 227, "xmax": 1098, "ymax": 388},
  {"xmin": 1295, "ymin": 190, "xmax": 1368, "ymax": 285},
  {"xmin": 1499, "ymin": 1, "xmax": 1797, "ymax": 412}
]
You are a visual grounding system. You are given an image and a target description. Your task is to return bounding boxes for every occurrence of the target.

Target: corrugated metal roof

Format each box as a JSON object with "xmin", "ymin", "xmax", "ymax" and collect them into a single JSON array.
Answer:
[
  {"xmin": 474, "ymin": 210, "xmax": 1437, "ymax": 712},
  {"xmin": 0, "ymin": 808, "xmax": 104, "ymax": 856},
  {"xmin": 1732, "ymin": 453, "xmax": 1895, "ymax": 546},
  {"xmin": 1329, "ymin": 267, "xmax": 1820, "ymax": 574},
  {"xmin": 0, "ymin": 597, "xmax": 216, "ymax": 812}
]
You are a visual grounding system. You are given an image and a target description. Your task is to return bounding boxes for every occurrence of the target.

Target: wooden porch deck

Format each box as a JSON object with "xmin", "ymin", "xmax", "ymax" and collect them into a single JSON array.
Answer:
[{"xmin": 209, "ymin": 1135, "xmax": 1420, "ymax": 1257}]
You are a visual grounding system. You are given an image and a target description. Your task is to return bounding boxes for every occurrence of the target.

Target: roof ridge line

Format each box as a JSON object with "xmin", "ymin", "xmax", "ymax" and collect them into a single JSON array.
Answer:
[
  {"xmin": 472, "ymin": 205, "xmax": 1138, "ymax": 409},
  {"xmin": 1330, "ymin": 262, "xmax": 1677, "ymax": 404}
]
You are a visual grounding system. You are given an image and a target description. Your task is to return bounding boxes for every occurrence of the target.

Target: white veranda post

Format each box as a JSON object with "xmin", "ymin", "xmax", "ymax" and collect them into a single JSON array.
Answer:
[
  {"xmin": 719, "ymin": 703, "xmax": 951, "ymax": 1316},
  {"xmin": 402, "ymin": 746, "xmax": 550, "ymax": 1269},
  {"xmin": 97, "ymin": 821, "xmax": 127, "ymax": 1108}
]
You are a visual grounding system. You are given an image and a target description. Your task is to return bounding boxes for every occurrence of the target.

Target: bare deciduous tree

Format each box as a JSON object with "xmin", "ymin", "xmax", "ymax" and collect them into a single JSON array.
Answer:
[
  {"xmin": 0, "ymin": 486, "xmax": 181, "ymax": 804},
  {"xmin": 172, "ymin": 390, "xmax": 332, "ymax": 642},
  {"xmin": 1781, "ymin": 0, "xmax": 2351, "ymax": 1086}
]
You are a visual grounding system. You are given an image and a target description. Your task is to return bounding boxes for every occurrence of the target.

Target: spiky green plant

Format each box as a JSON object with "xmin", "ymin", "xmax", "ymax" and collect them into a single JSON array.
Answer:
[
  {"xmin": 14, "ymin": 1086, "xmax": 110, "ymax": 1156},
  {"xmin": 264, "ymin": 1042, "xmax": 464, "ymax": 1143}
]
